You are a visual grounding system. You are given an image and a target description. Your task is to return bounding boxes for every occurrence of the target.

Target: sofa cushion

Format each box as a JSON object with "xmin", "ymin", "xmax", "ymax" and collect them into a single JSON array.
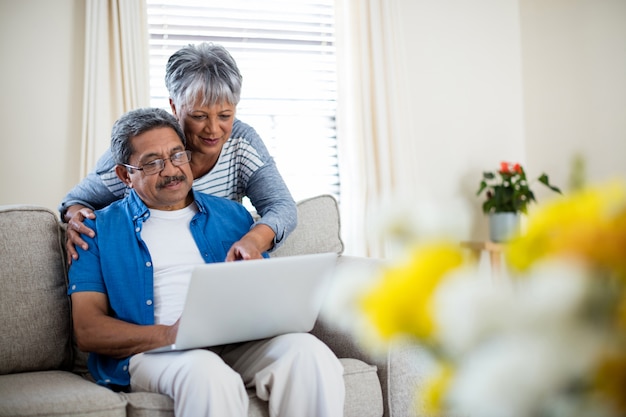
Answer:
[
  {"xmin": 0, "ymin": 370, "xmax": 127, "ymax": 417},
  {"xmin": 271, "ymin": 194, "xmax": 344, "ymax": 257},
  {"xmin": 0, "ymin": 206, "xmax": 72, "ymax": 374},
  {"xmin": 123, "ymin": 392, "xmax": 174, "ymax": 417},
  {"xmin": 123, "ymin": 390, "xmax": 273, "ymax": 417}
]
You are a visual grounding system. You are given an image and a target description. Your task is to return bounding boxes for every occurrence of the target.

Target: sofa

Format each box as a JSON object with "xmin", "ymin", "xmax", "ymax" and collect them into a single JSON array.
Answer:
[{"xmin": 0, "ymin": 195, "xmax": 430, "ymax": 417}]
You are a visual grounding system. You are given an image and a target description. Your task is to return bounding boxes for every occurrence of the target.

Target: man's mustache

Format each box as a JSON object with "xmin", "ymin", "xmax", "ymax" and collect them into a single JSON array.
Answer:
[{"xmin": 157, "ymin": 175, "xmax": 187, "ymax": 189}]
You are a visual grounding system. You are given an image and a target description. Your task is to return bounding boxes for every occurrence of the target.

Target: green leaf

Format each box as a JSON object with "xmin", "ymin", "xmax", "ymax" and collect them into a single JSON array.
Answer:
[
  {"xmin": 482, "ymin": 199, "xmax": 493, "ymax": 214},
  {"xmin": 538, "ymin": 173, "xmax": 562, "ymax": 194},
  {"xmin": 476, "ymin": 180, "xmax": 488, "ymax": 195}
]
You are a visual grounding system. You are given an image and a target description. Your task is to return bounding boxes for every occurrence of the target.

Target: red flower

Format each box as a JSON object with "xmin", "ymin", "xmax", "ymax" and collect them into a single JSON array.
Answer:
[
  {"xmin": 500, "ymin": 161, "xmax": 510, "ymax": 173},
  {"xmin": 513, "ymin": 163, "xmax": 522, "ymax": 174}
]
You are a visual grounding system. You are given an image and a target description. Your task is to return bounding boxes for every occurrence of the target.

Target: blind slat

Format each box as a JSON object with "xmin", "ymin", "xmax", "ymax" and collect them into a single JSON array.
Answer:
[{"xmin": 147, "ymin": 0, "xmax": 339, "ymax": 202}]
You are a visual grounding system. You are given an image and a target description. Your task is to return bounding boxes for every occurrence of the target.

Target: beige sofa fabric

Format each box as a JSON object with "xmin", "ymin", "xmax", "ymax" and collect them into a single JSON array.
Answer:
[
  {"xmin": 271, "ymin": 194, "xmax": 344, "ymax": 257},
  {"xmin": 0, "ymin": 206, "xmax": 72, "ymax": 374},
  {"xmin": 0, "ymin": 371, "xmax": 127, "ymax": 416}
]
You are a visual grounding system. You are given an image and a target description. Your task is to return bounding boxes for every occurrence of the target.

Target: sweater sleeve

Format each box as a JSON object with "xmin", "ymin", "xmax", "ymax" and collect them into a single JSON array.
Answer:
[
  {"xmin": 246, "ymin": 160, "xmax": 298, "ymax": 249},
  {"xmin": 58, "ymin": 149, "xmax": 127, "ymax": 221},
  {"xmin": 233, "ymin": 120, "xmax": 298, "ymax": 250}
]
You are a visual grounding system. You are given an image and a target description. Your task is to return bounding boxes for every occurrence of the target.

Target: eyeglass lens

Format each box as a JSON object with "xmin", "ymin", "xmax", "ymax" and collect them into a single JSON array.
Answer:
[{"xmin": 142, "ymin": 151, "xmax": 191, "ymax": 175}]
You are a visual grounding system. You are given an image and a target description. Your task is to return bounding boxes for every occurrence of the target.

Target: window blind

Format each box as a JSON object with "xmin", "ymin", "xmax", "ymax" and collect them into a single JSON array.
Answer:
[{"xmin": 146, "ymin": 0, "xmax": 340, "ymax": 203}]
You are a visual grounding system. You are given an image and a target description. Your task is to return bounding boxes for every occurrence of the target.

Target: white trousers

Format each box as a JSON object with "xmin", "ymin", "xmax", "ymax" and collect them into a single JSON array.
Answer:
[{"xmin": 129, "ymin": 333, "xmax": 345, "ymax": 417}]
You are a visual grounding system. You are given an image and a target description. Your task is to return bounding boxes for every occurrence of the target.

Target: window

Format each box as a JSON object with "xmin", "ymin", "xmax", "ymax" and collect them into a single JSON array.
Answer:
[{"xmin": 146, "ymin": 0, "xmax": 339, "ymax": 203}]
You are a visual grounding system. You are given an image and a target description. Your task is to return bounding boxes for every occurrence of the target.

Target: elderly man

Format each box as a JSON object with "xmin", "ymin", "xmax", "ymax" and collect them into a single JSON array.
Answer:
[{"xmin": 68, "ymin": 107, "xmax": 344, "ymax": 417}]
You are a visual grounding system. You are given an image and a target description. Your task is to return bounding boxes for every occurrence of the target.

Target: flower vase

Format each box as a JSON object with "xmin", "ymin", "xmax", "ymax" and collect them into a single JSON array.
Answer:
[{"xmin": 489, "ymin": 212, "xmax": 520, "ymax": 242}]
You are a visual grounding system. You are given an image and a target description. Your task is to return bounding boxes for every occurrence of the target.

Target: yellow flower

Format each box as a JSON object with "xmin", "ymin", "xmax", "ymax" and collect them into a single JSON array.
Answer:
[
  {"xmin": 506, "ymin": 180, "xmax": 626, "ymax": 280},
  {"xmin": 360, "ymin": 242, "xmax": 465, "ymax": 342},
  {"xmin": 419, "ymin": 362, "xmax": 454, "ymax": 415}
]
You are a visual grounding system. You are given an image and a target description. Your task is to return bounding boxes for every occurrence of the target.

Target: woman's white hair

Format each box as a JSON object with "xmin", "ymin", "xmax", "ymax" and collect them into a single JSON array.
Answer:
[{"xmin": 165, "ymin": 42, "xmax": 243, "ymax": 109}]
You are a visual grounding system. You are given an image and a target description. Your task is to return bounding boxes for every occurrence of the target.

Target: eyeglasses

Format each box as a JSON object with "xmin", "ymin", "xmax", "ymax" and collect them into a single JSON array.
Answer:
[{"xmin": 122, "ymin": 150, "xmax": 192, "ymax": 176}]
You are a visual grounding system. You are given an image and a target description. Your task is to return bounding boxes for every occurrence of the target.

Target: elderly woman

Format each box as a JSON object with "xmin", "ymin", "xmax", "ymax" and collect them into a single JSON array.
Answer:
[{"xmin": 60, "ymin": 43, "xmax": 297, "ymax": 263}]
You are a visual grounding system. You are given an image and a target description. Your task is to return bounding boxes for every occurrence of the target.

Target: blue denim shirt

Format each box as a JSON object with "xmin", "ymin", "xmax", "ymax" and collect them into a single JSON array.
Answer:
[{"xmin": 68, "ymin": 189, "xmax": 266, "ymax": 388}]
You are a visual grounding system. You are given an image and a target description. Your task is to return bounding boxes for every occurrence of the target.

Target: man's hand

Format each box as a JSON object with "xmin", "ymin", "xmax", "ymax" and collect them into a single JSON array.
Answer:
[
  {"xmin": 225, "ymin": 224, "xmax": 275, "ymax": 261},
  {"xmin": 165, "ymin": 319, "xmax": 181, "ymax": 345},
  {"xmin": 64, "ymin": 205, "xmax": 96, "ymax": 264}
]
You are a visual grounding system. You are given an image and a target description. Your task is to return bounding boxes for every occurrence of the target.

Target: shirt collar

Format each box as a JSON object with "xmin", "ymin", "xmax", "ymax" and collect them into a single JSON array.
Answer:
[{"xmin": 126, "ymin": 188, "xmax": 206, "ymax": 221}]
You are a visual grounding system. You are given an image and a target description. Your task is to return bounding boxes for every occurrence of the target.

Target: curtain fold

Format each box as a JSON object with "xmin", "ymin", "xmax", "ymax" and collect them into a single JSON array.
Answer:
[
  {"xmin": 80, "ymin": 0, "xmax": 150, "ymax": 177},
  {"xmin": 335, "ymin": 0, "xmax": 413, "ymax": 258}
]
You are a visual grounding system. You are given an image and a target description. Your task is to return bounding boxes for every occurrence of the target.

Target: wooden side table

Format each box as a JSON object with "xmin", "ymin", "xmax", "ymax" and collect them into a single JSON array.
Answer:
[{"xmin": 460, "ymin": 241, "xmax": 504, "ymax": 278}]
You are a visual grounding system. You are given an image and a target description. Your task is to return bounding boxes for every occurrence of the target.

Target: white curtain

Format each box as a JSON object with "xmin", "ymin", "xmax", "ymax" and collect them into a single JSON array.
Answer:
[
  {"xmin": 80, "ymin": 0, "xmax": 151, "ymax": 176},
  {"xmin": 334, "ymin": 0, "xmax": 414, "ymax": 258}
]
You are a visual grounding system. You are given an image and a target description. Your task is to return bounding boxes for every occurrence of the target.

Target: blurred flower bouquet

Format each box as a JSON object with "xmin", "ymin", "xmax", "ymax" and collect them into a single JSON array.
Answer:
[
  {"xmin": 477, "ymin": 161, "xmax": 561, "ymax": 214},
  {"xmin": 333, "ymin": 180, "xmax": 626, "ymax": 417}
]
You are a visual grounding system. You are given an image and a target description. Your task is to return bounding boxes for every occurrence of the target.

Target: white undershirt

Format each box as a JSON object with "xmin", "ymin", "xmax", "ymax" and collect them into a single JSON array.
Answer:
[{"xmin": 141, "ymin": 202, "xmax": 205, "ymax": 325}]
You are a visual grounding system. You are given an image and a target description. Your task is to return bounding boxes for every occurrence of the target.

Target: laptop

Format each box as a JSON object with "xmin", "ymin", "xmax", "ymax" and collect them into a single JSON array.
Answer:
[{"xmin": 145, "ymin": 252, "xmax": 337, "ymax": 353}]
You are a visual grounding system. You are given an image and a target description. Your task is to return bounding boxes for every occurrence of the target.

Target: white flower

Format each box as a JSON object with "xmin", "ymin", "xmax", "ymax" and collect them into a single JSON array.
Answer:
[
  {"xmin": 320, "ymin": 258, "xmax": 390, "ymax": 357},
  {"xmin": 432, "ymin": 259, "xmax": 592, "ymax": 357},
  {"xmin": 447, "ymin": 328, "xmax": 603, "ymax": 417},
  {"xmin": 370, "ymin": 197, "xmax": 471, "ymax": 251},
  {"xmin": 509, "ymin": 259, "xmax": 590, "ymax": 330},
  {"xmin": 433, "ymin": 258, "xmax": 609, "ymax": 416},
  {"xmin": 432, "ymin": 266, "xmax": 514, "ymax": 356}
]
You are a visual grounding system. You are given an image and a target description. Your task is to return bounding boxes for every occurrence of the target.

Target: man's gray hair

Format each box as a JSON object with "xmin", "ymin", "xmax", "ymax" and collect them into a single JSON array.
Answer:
[
  {"xmin": 165, "ymin": 42, "xmax": 243, "ymax": 109},
  {"xmin": 110, "ymin": 107, "xmax": 186, "ymax": 165}
]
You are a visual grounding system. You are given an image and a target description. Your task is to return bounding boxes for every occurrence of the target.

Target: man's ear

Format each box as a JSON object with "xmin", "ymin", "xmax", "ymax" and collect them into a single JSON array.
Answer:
[
  {"xmin": 169, "ymin": 98, "xmax": 178, "ymax": 119},
  {"xmin": 115, "ymin": 165, "xmax": 133, "ymax": 188}
]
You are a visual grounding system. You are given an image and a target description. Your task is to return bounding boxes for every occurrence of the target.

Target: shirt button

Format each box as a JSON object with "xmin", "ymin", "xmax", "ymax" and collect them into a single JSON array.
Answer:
[
  {"xmin": 123, "ymin": 365, "xmax": 128, "ymax": 371},
  {"xmin": 135, "ymin": 227, "xmax": 140, "ymax": 233},
  {"xmin": 146, "ymin": 299, "xmax": 153, "ymax": 306},
  {"xmin": 71, "ymin": 285, "xmax": 76, "ymax": 290},
  {"xmin": 146, "ymin": 261, "xmax": 152, "ymax": 267}
]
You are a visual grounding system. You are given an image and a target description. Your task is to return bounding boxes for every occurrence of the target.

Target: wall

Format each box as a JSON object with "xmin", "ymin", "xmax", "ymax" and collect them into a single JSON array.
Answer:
[
  {"xmin": 520, "ymin": 0, "xmax": 626, "ymax": 198},
  {"xmin": 0, "ymin": 0, "xmax": 84, "ymax": 215},
  {"xmin": 395, "ymin": 0, "xmax": 526, "ymax": 242},
  {"xmin": 387, "ymin": 0, "xmax": 626, "ymax": 246}
]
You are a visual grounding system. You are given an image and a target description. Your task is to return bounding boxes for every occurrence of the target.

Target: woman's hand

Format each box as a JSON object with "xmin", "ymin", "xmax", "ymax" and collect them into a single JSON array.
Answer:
[
  {"xmin": 64, "ymin": 205, "xmax": 96, "ymax": 265},
  {"xmin": 225, "ymin": 224, "xmax": 275, "ymax": 261}
]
